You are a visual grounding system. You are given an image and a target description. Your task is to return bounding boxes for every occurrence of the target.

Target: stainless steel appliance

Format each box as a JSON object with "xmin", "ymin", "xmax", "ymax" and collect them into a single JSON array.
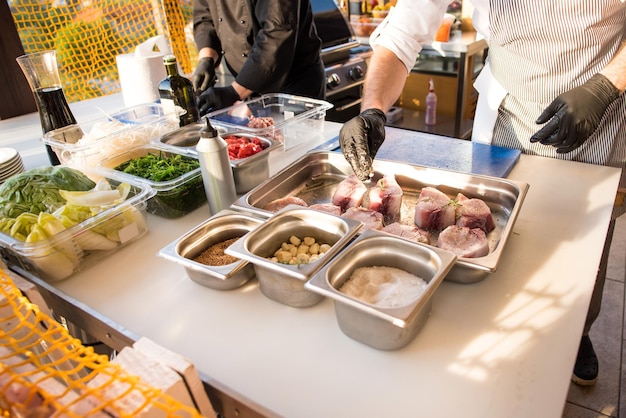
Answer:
[{"xmin": 312, "ymin": 0, "xmax": 370, "ymax": 122}]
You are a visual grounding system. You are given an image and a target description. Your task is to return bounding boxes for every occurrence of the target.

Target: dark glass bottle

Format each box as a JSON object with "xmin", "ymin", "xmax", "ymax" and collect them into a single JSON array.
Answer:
[{"xmin": 158, "ymin": 55, "xmax": 199, "ymax": 126}]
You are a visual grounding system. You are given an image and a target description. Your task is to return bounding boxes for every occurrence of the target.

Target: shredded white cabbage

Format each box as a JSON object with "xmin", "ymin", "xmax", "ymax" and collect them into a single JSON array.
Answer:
[{"xmin": 66, "ymin": 113, "xmax": 180, "ymax": 167}]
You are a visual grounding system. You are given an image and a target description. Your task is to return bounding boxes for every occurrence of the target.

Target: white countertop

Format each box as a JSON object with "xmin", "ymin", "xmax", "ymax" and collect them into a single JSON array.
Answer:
[{"xmin": 0, "ymin": 94, "xmax": 620, "ymax": 418}]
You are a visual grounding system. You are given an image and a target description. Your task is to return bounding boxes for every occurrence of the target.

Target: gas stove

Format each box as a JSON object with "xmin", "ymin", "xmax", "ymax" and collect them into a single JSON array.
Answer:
[
  {"xmin": 323, "ymin": 53, "xmax": 368, "ymax": 122},
  {"xmin": 311, "ymin": 0, "xmax": 371, "ymax": 122}
]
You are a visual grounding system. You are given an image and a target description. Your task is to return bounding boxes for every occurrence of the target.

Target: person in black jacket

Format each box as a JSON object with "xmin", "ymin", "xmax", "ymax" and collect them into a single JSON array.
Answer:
[{"xmin": 192, "ymin": 0, "xmax": 326, "ymax": 115}]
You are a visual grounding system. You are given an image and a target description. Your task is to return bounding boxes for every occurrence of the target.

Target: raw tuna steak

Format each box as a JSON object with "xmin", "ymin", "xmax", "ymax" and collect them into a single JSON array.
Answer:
[
  {"xmin": 454, "ymin": 193, "xmax": 495, "ymax": 233},
  {"xmin": 436, "ymin": 225, "xmax": 489, "ymax": 258},
  {"xmin": 368, "ymin": 174, "xmax": 403, "ymax": 225},
  {"xmin": 381, "ymin": 222, "xmax": 431, "ymax": 244},
  {"xmin": 341, "ymin": 207, "xmax": 384, "ymax": 230},
  {"xmin": 414, "ymin": 187, "xmax": 455, "ymax": 231},
  {"xmin": 309, "ymin": 203, "xmax": 342, "ymax": 216},
  {"xmin": 332, "ymin": 174, "xmax": 367, "ymax": 212},
  {"xmin": 264, "ymin": 196, "xmax": 308, "ymax": 212}
]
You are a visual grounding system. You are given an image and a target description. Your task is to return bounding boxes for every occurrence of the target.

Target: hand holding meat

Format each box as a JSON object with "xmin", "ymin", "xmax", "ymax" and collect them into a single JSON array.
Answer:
[
  {"xmin": 197, "ymin": 85, "xmax": 240, "ymax": 116},
  {"xmin": 192, "ymin": 57, "xmax": 217, "ymax": 94},
  {"xmin": 339, "ymin": 109, "xmax": 386, "ymax": 181},
  {"xmin": 530, "ymin": 74, "xmax": 619, "ymax": 153}
]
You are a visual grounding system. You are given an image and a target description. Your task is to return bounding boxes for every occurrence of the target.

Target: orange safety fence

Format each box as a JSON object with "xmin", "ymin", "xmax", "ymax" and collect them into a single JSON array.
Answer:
[
  {"xmin": 0, "ymin": 269, "xmax": 205, "ymax": 417},
  {"xmin": 7, "ymin": 0, "xmax": 197, "ymax": 102}
]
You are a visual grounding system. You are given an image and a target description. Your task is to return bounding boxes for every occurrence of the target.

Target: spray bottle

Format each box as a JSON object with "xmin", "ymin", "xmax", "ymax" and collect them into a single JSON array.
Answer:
[
  {"xmin": 196, "ymin": 117, "xmax": 237, "ymax": 214},
  {"xmin": 425, "ymin": 78, "xmax": 437, "ymax": 126}
]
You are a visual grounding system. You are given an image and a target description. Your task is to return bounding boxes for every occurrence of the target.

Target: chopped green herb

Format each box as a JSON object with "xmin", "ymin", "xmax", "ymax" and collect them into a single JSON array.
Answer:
[
  {"xmin": 113, "ymin": 151, "xmax": 205, "ymax": 218},
  {"xmin": 114, "ymin": 151, "xmax": 200, "ymax": 182}
]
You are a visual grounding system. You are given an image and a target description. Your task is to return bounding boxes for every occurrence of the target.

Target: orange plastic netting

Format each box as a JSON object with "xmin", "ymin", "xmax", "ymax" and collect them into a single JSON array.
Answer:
[
  {"xmin": 0, "ymin": 269, "xmax": 204, "ymax": 417},
  {"xmin": 7, "ymin": 0, "xmax": 197, "ymax": 102}
]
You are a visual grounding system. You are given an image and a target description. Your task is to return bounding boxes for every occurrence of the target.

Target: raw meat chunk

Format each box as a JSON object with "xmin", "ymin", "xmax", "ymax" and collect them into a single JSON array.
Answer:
[
  {"xmin": 436, "ymin": 225, "xmax": 489, "ymax": 258},
  {"xmin": 455, "ymin": 193, "xmax": 495, "ymax": 233},
  {"xmin": 309, "ymin": 203, "xmax": 342, "ymax": 216},
  {"xmin": 341, "ymin": 207, "xmax": 384, "ymax": 230},
  {"xmin": 246, "ymin": 116, "xmax": 275, "ymax": 129},
  {"xmin": 381, "ymin": 222, "xmax": 431, "ymax": 245},
  {"xmin": 264, "ymin": 196, "xmax": 308, "ymax": 212},
  {"xmin": 414, "ymin": 187, "xmax": 455, "ymax": 231},
  {"xmin": 368, "ymin": 174, "xmax": 403, "ymax": 225},
  {"xmin": 332, "ymin": 174, "xmax": 367, "ymax": 212}
]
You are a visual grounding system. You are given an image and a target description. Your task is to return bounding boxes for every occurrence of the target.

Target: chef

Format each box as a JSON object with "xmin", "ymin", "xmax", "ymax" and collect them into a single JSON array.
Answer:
[
  {"xmin": 191, "ymin": 0, "xmax": 326, "ymax": 115},
  {"xmin": 338, "ymin": 0, "xmax": 626, "ymax": 386}
]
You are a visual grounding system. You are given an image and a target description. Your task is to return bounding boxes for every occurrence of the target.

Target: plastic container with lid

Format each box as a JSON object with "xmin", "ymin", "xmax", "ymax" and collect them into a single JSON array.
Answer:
[
  {"xmin": 0, "ymin": 170, "xmax": 154, "ymax": 282},
  {"xmin": 98, "ymin": 144, "xmax": 206, "ymax": 219},
  {"xmin": 204, "ymin": 93, "xmax": 333, "ymax": 150},
  {"xmin": 42, "ymin": 103, "xmax": 183, "ymax": 168}
]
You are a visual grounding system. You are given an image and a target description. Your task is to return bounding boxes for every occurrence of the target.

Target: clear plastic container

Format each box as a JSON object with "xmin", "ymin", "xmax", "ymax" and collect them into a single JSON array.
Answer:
[
  {"xmin": 350, "ymin": 17, "xmax": 384, "ymax": 37},
  {"xmin": 99, "ymin": 145, "xmax": 206, "ymax": 219},
  {"xmin": 42, "ymin": 104, "xmax": 183, "ymax": 168},
  {"xmin": 0, "ymin": 173, "xmax": 154, "ymax": 282},
  {"xmin": 205, "ymin": 93, "xmax": 333, "ymax": 150}
]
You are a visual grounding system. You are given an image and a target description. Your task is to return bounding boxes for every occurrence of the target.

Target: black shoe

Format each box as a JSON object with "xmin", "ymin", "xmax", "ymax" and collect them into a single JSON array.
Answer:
[{"xmin": 572, "ymin": 336, "xmax": 598, "ymax": 386}]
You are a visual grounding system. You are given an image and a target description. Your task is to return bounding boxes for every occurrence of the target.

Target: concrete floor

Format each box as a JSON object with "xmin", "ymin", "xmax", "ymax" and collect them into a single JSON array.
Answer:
[{"xmin": 562, "ymin": 214, "xmax": 626, "ymax": 417}]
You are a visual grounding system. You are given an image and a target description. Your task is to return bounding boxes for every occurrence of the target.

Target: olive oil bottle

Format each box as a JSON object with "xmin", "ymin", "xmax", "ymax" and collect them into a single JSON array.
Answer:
[{"xmin": 158, "ymin": 55, "xmax": 199, "ymax": 126}]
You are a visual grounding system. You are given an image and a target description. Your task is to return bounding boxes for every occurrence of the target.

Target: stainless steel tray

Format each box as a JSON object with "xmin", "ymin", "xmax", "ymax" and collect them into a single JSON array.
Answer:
[
  {"xmin": 232, "ymin": 151, "xmax": 529, "ymax": 284},
  {"xmin": 158, "ymin": 209, "xmax": 264, "ymax": 290}
]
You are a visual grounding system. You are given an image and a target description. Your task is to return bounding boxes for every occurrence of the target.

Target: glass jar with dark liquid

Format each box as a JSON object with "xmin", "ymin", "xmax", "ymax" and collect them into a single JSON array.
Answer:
[{"xmin": 16, "ymin": 50, "xmax": 83, "ymax": 166}]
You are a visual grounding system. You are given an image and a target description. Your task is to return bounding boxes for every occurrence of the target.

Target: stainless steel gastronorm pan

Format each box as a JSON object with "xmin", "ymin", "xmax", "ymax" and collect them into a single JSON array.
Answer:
[
  {"xmin": 232, "ymin": 151, "xmax": 529, "ymax": 284},
  {"xmin": 226, "ymin": 206, "xmax": 362, "ymax": 307},
  {"xmin": 159, "ymin": 125, "xmax": 281, "ymax": 194},
  {"xmin": 159, "ymin": 209, "xmax": 263, "ymax": 290},
  {"xmin": 306, "ymin": 230, "xmax": 457, "ymax": 350},
  {"xmin": 226, "ymin": 133, "xmax": 282, "ymax": 194}
]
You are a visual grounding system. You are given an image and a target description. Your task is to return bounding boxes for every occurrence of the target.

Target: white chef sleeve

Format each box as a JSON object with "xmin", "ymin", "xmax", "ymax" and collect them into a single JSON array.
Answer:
[{"xmin": 369, "ymin": 0, "xmax": 452, "ymax": 73}]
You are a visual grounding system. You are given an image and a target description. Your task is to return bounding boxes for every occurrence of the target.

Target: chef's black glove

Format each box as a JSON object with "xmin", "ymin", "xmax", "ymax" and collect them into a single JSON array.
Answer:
[
  {"xmin": 339, "ymin": 108, "xmax": 387, "ymax": 181},
  {"xmin": 192, "ymin": 57, "xmax": 217, "ymax": 94},
  {"xmin": 197, "ymin": 85, "xmax": 240, "ymax": 116},
  {"xmin": 530, "ymin": 73, "xmax": 619, "ymax": 154}
]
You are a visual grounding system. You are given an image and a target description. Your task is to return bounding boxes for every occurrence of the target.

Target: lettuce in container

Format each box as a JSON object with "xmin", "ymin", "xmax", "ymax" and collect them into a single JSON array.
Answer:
[{"xmin": 0, "ymin": 167, "xmax": 152, "ymax": 281}]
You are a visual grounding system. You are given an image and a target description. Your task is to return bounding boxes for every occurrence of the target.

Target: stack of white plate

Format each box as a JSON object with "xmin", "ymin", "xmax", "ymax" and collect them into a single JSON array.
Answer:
[{"xmin": 0, "ymin": 148, "xmax": 25, "ymax": 184}]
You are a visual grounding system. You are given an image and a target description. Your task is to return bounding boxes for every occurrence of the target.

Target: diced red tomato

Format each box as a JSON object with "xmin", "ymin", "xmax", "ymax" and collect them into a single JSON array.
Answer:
[{"xmin": 224, "ymin": 135, "xmax": 267, "ymax": 160}]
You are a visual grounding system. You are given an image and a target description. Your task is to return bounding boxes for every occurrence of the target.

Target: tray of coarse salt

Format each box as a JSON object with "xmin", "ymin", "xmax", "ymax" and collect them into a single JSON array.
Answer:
[{"xmin": 231, "ymin": 151, "xmax": 529, "ymax": 284}]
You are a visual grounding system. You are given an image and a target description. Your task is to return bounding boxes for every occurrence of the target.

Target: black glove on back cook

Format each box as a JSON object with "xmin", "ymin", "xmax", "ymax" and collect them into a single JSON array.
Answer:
[
  {"xmin": 197, "ymin": 85, "xmax": 241, "ymax": 116},
  {"xmin": 192, "ymin": 57, "xmax": 217, "ymax": 94}
]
